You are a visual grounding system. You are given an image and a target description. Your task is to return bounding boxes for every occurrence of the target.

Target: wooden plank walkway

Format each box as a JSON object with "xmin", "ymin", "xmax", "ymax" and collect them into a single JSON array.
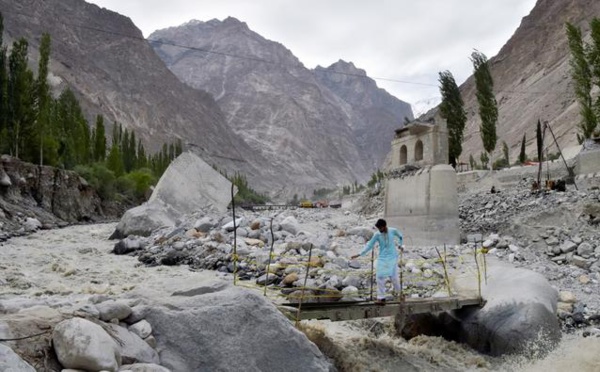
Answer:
[{"xmin": 279, "ymin": 296, "xmax": 483, "ymax": 321}]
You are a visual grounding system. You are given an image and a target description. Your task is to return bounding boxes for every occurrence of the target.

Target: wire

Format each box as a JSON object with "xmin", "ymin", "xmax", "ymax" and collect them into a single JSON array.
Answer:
[{"xmin": 0, "ymin": 8, "xmax": 568, "ymax": 96}]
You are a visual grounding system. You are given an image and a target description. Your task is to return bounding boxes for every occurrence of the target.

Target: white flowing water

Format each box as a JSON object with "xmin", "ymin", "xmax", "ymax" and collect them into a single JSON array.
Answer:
[{"xmin": 1, "ymin": 223, "xmax": 599, "ymax": 371}]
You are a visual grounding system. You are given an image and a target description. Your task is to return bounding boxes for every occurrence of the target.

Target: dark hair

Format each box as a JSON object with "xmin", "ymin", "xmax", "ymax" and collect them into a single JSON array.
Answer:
[{"xmin": 375, "ymin": 219, "xmax": 387, "ymax": 228}]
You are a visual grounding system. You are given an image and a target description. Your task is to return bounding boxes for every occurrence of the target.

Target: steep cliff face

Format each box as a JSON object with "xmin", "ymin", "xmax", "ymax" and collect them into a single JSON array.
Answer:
[
  {"xmin": 150, "ymin": 18, "xmax": 412, "ymax": 195},
  {"xmin": 314, "ymin": 60, "xmax": 413, "ymax": 167},
  {"xmin": 0, "ymin": 0, "xmax": 258, "ymax": 178},
  {"xmin": 459, "ymin": 0, "xmax": 600, "ymax": 164},
  {"xmin": 0, "ymin": 156, "xmax": 113, "ymax": 237}
]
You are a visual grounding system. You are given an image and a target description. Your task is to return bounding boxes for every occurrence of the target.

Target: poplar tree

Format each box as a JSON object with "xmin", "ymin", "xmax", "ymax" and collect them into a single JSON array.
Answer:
[
  {"xmin": 7, "ymin": 38, "xmax": 35, "ymax": 160},
  {"xmin": 502, "ymin": 141, "xmax": 509, "ymax": 166},
  {"xmin": 0, "ymin": 13, "xmax": 8, "ymax": 152},
  {"xmin": 519, "ymin": 133, "xmax": 527, "ymax": 164},
  {"xmin": 471, "ymin": 50, "xmax": 498, "ymax": 169},
  {"xmin": 35, "ymin": 33, "xmax": 52, "ymax": 165},
  {"xmin": 566, "ymin": 22, "xmax": 597, "ymax": 142},
  {"xmin": 438, "ymin": 70, "xmax": 466, "ymax": 168},
  {"xmin": 93, "ymin": 115, "xmax": 106, "ymax": 162}
]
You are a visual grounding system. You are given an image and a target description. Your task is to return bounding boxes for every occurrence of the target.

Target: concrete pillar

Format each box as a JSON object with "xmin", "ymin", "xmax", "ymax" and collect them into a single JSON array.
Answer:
[{"xmin": 384, "ymin": 164, "xmax": 459, "ymax": 247}]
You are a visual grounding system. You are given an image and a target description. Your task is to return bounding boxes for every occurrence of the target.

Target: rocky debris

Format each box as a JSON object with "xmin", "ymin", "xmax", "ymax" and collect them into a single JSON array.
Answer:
[{"xmin": 0, "ymin": 297, "xmax": 168, "ymax": 371}]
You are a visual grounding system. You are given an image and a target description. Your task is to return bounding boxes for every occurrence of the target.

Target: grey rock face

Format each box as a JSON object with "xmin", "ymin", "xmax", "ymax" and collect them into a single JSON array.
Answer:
[
  {"xmin": 144, "ymin": 287, "xmax": 332, "ymax": 372},
  {"xmin": 0, "ymin": 344, "xmax": 35, "ymax": 372}
]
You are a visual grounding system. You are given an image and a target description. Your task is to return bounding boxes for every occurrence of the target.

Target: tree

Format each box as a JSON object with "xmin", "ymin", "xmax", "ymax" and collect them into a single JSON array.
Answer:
[
  {"xmin": 566, "ymin": 22, "xmax": 597, "ymax": 142},
  {"xmin": 438, "ymin": 70, "xmax": 467, "ymax": 168},
  {"xmin": 479, "ymin": 151, "xmax": 489, "ymax": 169},
  {"xmin": 471, "ymin": 50, "xmax": 498, "ymax": 169},
  {"xmin": 502, "ymin": 141, "xmax": 509, "ymax": 166},
  {"xmin": 93, "ymin": 115, "xmax": 106, "ymax": 162},
  {"xmin": 35, "ymin": 33, "xmax": 52, "ymax": 165},
  {"xmin": 7, "ymin": 38, "xmax": 35, "ymax": 160},
  {"xmin": 519, "ymin": 134, "xmax": 527, "ymax": 164},
  {"xmin": 0, "ymin": 12, "xmax": 8, "ymax": 153},
  {"xmin": 469, "ymin": 154, "xmax": 476, "ymax": 170}
]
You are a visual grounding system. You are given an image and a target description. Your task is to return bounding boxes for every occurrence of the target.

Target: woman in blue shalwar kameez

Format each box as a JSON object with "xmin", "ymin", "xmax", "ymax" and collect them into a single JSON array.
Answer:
[{"xmin": 351, "ymin": 218, "xmax": 403, "ymax": 305}]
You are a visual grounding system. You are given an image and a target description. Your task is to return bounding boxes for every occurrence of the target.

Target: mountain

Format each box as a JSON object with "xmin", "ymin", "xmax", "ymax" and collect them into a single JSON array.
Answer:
[
  {"xmin": 313, "ymin": 60, "xmax": 413, "ymax": 167},
  {"xmin": 0, "ymin": 0, "xmax": 261, "ymax": 182},
  {"xmin": 458, "ymin": 0, "xmax": 600, "ymax": 164},
  {"xmin": 149, "ymin": 18, "xmax": 413, "ymax": 196}
]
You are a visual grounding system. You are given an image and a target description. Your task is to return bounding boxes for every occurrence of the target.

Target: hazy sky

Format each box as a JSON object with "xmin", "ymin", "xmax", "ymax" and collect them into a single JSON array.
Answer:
[{"xmin": 86, "ymin": 0, "xmax": 537, "ymax": 107}]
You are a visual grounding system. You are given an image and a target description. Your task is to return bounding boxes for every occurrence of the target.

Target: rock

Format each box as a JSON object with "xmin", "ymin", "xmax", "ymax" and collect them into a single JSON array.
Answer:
[
  {"xmin": 119, "ymin": 363, "xmax": 171, "ymax": 372},
  {"xmin": 113, "ymin": 237, "xmax": 143, "ymax": 255},
  {"xmin": 558, "ymin": 291, "xmax": 577, "ymax": 303},
  {"xmin": 560, "ymin": 240, "xmax": 578, "ymax": 254},
  {"xmin": 52, "ymin": 318, "xmax": 121, "ymax": 371},
  {"xmin": 577, "ymin": 242, "xmax": 595, "ymax": 258},
  {"xmin": 222, "ymin": 217, "xmax": 245, "ymax": 232},
  {"xmin": 282, "ymin": 272, "xmax": 299, "ymax": 286},
  {"xmin": 105, "ymin": 323, "xmax": 160, "ymax": 365},
  {"xmin": 110, "ymin": 202, "xmax": 177, "ymax": 239},
  {"xmin": 97, "ymin": 300, "xmax": 133, "ymax": 322},
  {"xmin": 453, "ymin": 260, "xmax": 561, "ymax": 356},
  {"xmin": 128, "ymin": 320, "xmax": 153, "ymax": 339},
  {"xmin": 280, "ymin": 216, "xmax": 300, "ymax": 235},
  {"xmin": 346, "ymin": 226, "xmax": 374, "ymax": 240},
  {"xmin": 0, "ymin": 344, "xmax": 35, "ymax": 372},
  {"xmin": 143, "ymin": 287, "xmax": 331, "ymax": 371},
  {"xmin": 194, "ymin": 216, "xmax": 214, "ymax": 232},
  {"xmin": 23, "ymin": 218, "xmax": 42, "ymax": 232}
]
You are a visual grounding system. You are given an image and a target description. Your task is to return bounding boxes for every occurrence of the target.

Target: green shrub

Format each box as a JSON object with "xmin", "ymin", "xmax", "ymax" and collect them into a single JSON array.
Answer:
[
  {"xmin": 122, "ymin": 168, "xmax": 156, "ymax": 200},
  {"xmin": 74, "ymin": 163, "xmax": 116, "ymax": 200}
]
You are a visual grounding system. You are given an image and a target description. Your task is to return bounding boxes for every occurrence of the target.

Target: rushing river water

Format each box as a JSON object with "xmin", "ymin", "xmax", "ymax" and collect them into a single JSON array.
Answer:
[{"xmin": 1, "ymin": 223, "xmax": 600, "ymax": 371}]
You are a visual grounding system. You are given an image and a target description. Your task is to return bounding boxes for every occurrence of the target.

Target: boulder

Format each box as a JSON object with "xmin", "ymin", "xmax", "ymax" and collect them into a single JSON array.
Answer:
[
  {"xmin": 452, "ymin": 259, "xmax": 561, "ymax": 356},
  {"xmin": 143, "ymin": 287, "xmax": 331, "ymax": 372},
  {"xmin": 105, "ymin": 323, "xmax": 160, "ymax": 365},
  {"xmin": 111, "ymin": 152, "xmax": 237, "ymax": 239},
  {"xmin": 52, "ymin": 318, "xmax": 121, "ymax": 371},
  {"xmin": 0, "ymin": 344, "xmax": 35, "ymax": 372},
  {"xmin": 110, "ymin": 202, "xmax": 177, "ymax": 239}
]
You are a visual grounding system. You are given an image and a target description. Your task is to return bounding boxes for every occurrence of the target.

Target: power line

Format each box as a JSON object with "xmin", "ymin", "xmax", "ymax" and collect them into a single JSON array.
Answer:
[{"xmin": 1, "ymin": 8, "xmax": 569, "ymax": 96}]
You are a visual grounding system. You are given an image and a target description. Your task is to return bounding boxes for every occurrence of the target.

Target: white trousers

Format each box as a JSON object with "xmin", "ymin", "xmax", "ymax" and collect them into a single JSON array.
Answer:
[{"xmin": 376, "ymin": 263, "xmax": 401, "ymax": 300}]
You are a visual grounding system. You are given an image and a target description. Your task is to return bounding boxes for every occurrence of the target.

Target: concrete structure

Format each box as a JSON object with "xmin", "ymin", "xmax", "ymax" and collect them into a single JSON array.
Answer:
[
  {"xmin": 385, "ymin": 113, "xmax": 459, "ymax": 247},
  {"xmin": 390, "ymin": 112, "xmax": 448, "ymax": 168}
]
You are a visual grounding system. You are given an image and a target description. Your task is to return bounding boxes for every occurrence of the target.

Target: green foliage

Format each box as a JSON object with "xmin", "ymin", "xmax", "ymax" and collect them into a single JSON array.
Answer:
[
  {"xmin": 121, "ymin": 168, "xmax": 155, "ymax": 200},
  {"xmin": 367, "ymin": 169, "xmax": 385, "ymax": 188},
  {"xmin": 93, "ymin": 115, "xmax": 106, "ymax": 162},
  {"xmin": 313, "ymin": 187, "xmax": 334, "ymax": 199},
  {"xmin": 469, "ymin": 154, "xmax": 476, "ymax": 170},
  {"xmin": 288, "ymin": 194, "xmax": 299, "ymax": 206},
  {"xmin": 502, "ymin": 141, "xmax": 509, "ymax": 166},
  {"xmin": 492, "ymin": 157, "xmax": 509, "ymax": 170},
  {"xmin": 479, "ymin": 151, "xmax": 489, "ymax": 169},
  {"xmin": 438, "ymin": 70, "xmax": 467, "ymax": 167},
  {"xmin": 519, "ymin": 134, "xmax": 527, "ymax": 164},
  {"xmin": 74, "ymin": 163, "xmax": 116, "ymax": 200},
  {"xmin": 566, "ymin": 21, "xmax": 598, "ymax": 142},
  {"xmin": 230, "ymin": 172, "xmax": 269, "ymax": 205},
  {"xmin": 7, "ymin": 38, "xmax": 35, "ymax": 160},
  {"xmin": 471, "ymin": 50, "xmax": 498, "ymax": 163}
]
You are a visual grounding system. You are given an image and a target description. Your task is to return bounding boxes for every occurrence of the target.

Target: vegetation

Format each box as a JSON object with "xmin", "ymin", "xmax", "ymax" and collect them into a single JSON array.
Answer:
[
  {"xmin": 519, "ymin": 134, "xmax": 527, "ymax": 164},
  {"xmin": 502, "ymin": 141, "xmax": 509, "ymax": 166},
  {"xmin": 566, "ymin": 20, "xmax": 600, "ymax": 142},
  {"xmin": 438, "ymin": 70, "xmax": 467, "ymax": 168},
  {"xmin": 367, "ymin": 169, "xmax": 385, "ymax": 188},
  {"xmin": 471, "ymin": 50, "xmax": 498, "ymax": 169},
  {"xmin": 0, "ymin": 12, "xmax": 184, "ymax": 203}
]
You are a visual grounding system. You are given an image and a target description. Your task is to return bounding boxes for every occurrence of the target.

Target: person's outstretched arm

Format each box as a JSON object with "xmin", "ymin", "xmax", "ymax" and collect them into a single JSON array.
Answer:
[{"xmin": 351, "ymin": 232, "xmax": 378, "ymax": 259}]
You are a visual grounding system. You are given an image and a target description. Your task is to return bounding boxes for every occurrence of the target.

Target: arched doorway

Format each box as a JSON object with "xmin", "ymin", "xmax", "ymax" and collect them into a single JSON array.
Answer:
[
  {"xmin": 415, "ymin": 140, "xmax": 423, "ymax": 161},
  {"xmin": 400, "ymin": 145, "xmax": 407, "ymax": 165}
]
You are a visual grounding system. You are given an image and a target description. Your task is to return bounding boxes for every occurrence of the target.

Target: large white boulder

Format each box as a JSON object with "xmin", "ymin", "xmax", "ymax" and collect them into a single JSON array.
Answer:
[
  {"xmin": 0, "ymin": 344, "xmax": 35, "ymax": 372},
  {"xmin": 111, "ymin": 152, "xmax": 236, "ymax": 239},
  {"xmin": 143, "ymin": 286, "xmax": 331, "ymax": 371},
  {"xmin": 52, "ymin": 318, "xmax": 121, "ymax": 371},
  {"xmin": 453, "ymin": 259, "xmax": 561, "ymax": 356}
]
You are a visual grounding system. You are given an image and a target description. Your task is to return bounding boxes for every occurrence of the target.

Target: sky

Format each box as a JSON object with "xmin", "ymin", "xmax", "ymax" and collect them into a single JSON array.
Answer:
[{"xmin": 86, "ymin": 0, "xmax": 537, "ymax": 109}]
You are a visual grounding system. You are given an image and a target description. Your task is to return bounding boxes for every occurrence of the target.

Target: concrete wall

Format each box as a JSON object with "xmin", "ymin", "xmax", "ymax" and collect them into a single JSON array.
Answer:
[
  {"xmin": 385, "ymin": 165, "xmax": 459, "ymax": 247},
  {"xmin": 576, "ymin": 149, "xmax": 600, "ymax": 175}
]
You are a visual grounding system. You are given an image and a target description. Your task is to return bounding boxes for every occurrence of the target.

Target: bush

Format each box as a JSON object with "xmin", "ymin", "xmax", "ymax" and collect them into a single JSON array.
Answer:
[
  {"xmin": 75, "ymin": 163, "xmax": 116, "ymax": 200},
  {"xmin": 122, "ymin": 168, "xmax": 156, "ymax": 200}
]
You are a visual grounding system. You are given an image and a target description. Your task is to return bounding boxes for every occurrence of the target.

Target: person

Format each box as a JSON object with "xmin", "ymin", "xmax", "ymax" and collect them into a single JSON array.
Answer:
[{"xmin": 351, "ymin": 218, "xmax": 403, "ymax": 305}]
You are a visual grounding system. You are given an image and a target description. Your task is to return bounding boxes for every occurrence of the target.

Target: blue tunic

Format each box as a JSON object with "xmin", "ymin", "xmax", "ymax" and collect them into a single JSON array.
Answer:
[{"xmin": 359, "ymin": 227, "xmax": 403, "ymax": 277}]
